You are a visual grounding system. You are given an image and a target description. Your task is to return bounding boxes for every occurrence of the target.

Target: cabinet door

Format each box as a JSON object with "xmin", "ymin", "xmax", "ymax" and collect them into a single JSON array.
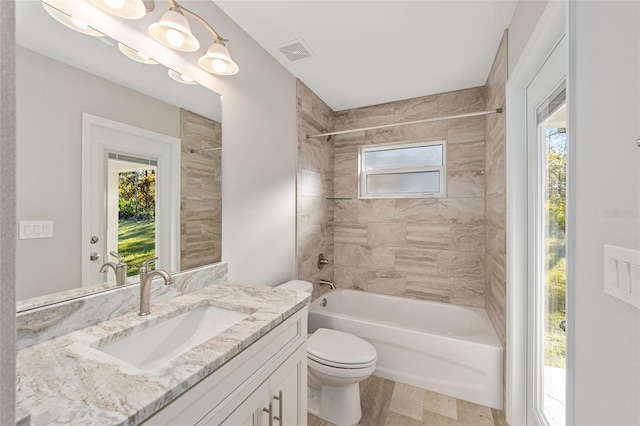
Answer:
[
  {"xmin": 203, "ymin": 381, "xmax": 270, "ymax": 426},
  {"xmin": 268, "ymin": 343, "xmax": 307, "ymax": 426}
]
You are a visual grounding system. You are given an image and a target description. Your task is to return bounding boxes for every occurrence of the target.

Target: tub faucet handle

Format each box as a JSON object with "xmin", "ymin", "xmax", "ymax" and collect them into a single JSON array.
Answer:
[
  {"xmin": 319, "ymin": 279, "xmax": 335, "ymax": 290},
  {"xmin": 318, "ymin": 253, "xmax": 330, "ymax": 269}
]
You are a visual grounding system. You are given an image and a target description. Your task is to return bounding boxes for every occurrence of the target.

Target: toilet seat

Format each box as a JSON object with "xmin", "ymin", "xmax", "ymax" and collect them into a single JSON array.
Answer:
[{"xmin": 307, "ymin": 328, "xmax": 377, "ymax": 369}]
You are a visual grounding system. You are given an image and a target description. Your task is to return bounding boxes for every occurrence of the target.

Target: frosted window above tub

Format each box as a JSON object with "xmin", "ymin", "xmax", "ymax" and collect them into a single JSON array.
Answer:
[{"xmin": 359, "ymin": 140, "xmax": 446, "ymax": 198}]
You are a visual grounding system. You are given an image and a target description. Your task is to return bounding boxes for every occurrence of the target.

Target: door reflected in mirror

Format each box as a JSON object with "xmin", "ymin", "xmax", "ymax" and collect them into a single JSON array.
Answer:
[{"xmin": 15, "ymin": 0, "xmax": 223, "ymax": 308}]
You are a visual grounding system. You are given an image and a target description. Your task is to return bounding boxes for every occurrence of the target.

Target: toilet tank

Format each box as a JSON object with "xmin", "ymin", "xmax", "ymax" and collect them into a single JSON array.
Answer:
[{"xmin": 278, "ymin": 280, "xmax": 313, "ymax": 293}]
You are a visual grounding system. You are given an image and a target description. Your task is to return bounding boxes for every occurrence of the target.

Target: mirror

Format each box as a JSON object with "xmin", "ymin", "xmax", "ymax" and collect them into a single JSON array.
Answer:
[{"xmin": 15, "ymin": 0, "xmax": 223, "ymax": 309}]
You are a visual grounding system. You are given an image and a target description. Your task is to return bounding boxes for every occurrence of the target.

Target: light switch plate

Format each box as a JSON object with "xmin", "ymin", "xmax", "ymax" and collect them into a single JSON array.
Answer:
[
  {"xmin": 19, "ymin": 220, "xmax": 54, "ymax": 239},
  {"xmin": 604, "ymin": 244, "xmax": 640, "ymax": 309}
]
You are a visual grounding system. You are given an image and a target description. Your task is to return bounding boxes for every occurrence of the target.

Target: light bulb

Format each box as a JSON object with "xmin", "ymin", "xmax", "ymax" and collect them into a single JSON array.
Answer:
[
  {"xmin": 104, "ymin": 0, "xmax": 125, "ymax": 8},
  {"xmin": 211, "ymin": 59, "xmax": 228, "ymax": 74},
  {"xmin": 181, "ymin": 74, "xmax": 194, "ymax": 83},
  {"xmin": 165, "ymin": 29, "xmax": 184, "ymax": 48}
]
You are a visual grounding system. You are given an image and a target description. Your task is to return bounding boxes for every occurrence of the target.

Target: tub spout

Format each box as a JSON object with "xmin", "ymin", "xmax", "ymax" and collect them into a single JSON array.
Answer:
[{"xmin": 319, "ymin": 279, "xmax": 335, "ymax": 290}]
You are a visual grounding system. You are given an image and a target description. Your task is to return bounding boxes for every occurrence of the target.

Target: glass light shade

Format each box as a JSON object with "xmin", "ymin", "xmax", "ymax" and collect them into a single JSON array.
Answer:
[
  {"xmin": 198, "ymin": 42, "xmax": 239, "ymax": 76},
  {"xmin": 42, "ymin": 3, "xmax": 104, "ymax": 37},
  {"xmin": 168, "ymin": 69, "xmax": 198, "ymax": 85},
  {"xmin": 89, "ymin": 0, "xmax": 146, "ymax": 19},
  {"xmin": 149, "ymin": 10, "xmax": 200, "ymax": 52},
  {"xmin": 118, "ymin": 43, "xmax": 158, "ymax": 65}
]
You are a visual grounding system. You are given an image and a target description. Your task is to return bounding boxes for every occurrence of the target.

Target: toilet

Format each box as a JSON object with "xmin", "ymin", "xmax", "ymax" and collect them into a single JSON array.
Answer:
[{"xmin": 277, "ymin": 280, "xmax": 377, "ymax": 426}]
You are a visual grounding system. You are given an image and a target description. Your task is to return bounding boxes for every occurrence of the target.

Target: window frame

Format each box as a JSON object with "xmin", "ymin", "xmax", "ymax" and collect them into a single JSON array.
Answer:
[{"xmin": 358, "ymin": 139, "xmax": 447, "ymax": 199}]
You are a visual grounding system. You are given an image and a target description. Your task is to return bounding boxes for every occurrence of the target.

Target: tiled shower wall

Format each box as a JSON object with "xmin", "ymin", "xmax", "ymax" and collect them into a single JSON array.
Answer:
[
  {"xmin": 296, "ymin": 81, "xmax": 335, "ymax": 300},
  {"xmin": 484, "ymin": 32, "xmax": 508, "ymax": 346},
  {"xmin": 180, "ymin": 109, "xmax": 222, "ymax": 270},
  {"xmin": 296, "ymin": 58, "xmax": 507, "ymax": 311},
  {"xmin": 331, "ymin": 89, "xmax": 488, "ymax": 306}
]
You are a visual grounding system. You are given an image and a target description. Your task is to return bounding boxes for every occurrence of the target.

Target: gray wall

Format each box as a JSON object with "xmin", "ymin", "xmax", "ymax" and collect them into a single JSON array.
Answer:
[
  {"xmin": 0, "ymin": 0, "xmax": 16, "ymax": 423},
  {"xmin": 16, "ymin": 46, "xmax": 181, "ymax": 300},
  {"xmin": 507, "ymin": 0, "xmax": 549, "ymax": 74},
  {"xmin": 572, "ymin": 2, "xmax": 640, "ymax": 423},
  {"xmin": 183, "ymin": 2, "xmax": 298, "ymax": 287}
]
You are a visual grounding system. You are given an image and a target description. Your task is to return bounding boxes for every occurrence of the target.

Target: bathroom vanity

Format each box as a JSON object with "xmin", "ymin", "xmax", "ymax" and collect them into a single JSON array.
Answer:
[{"xmin": 16, "ymin": 281, "xmax": 309, "ymax": 425}]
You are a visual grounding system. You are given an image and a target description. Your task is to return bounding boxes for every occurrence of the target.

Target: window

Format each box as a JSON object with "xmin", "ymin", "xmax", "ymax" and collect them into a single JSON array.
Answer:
[{"xmin": 359, "ymin": 140, "xmax": 446, "ymax": 198}]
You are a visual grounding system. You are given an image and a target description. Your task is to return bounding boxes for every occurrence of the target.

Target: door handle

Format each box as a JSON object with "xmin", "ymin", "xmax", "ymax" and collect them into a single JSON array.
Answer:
[
  {"xmin": 273, "ymin": 390, "xmax": 283, "ymax": 424},
  {"xmin": 263, "ymin": 402, "xmax": 273, "ymax": 426},
  {"xmin": 90, "ymin": 252, "xmax": 101, "ymax": 261}
]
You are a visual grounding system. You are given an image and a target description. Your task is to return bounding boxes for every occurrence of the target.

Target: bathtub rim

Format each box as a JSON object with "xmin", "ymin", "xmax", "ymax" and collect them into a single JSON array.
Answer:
[{"xmin": 309, "ymin": 289, "xmax": 503, "ymax": 348}]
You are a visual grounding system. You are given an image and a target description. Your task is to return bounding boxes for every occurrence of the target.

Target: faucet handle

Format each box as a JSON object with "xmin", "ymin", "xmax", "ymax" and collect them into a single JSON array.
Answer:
[
  {"xmin": 109, "ymin": 251, "xmax": 124, "ymax": 264},
  {"xmin": 141, "ymin": 257, "xmax": 159, "ymax": 272}
]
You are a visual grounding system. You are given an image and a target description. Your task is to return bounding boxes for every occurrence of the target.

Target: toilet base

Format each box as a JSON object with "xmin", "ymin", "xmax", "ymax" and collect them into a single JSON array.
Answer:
[{"xmin": 307, "ymin": 384, "xmax": 362, "ymax": 426}]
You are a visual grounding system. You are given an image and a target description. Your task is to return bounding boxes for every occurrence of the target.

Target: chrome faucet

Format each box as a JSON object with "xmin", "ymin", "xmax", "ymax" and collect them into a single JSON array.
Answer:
[
  {"xmin": 319, "ymin": 279, "xmax": 336, "ymax": 290},
  {"xmin": 100, "ymin": 251, "xmax": 128, "ymax": 286},
  {"xmin": 138, "ymin": 257, "xmax": 173, "ymax": 316}
]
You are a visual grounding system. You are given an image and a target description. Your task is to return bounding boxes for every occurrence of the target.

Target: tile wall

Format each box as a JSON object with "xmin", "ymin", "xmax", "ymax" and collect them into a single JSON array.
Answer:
[
  {"xmin": 332, "ymin": 88, "xmax": 488, "ymax": 307},
  {"xmin": 180, "ymin": 109, "xmax": 222, "ymax": 270},
  {"xmin": 296, "ymin": 81, "xmax": 335, "ymax": 300},
  {"xmin": 484, "ymin": 32, "xmax": 508, "ymax": 347},
  {"xmin": 296, "ymin": 44, "xmax": 507, "ymax": 312}
]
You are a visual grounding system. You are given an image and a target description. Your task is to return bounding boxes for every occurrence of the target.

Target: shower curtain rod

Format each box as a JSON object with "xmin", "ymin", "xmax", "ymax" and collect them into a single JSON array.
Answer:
[
  {"xmin": 306, "ymin": 107, "xmax": 503, "ymax": 139},
  {"xmin": 189, "ymin": 147, "xmax": 222, "ymax": 153}
]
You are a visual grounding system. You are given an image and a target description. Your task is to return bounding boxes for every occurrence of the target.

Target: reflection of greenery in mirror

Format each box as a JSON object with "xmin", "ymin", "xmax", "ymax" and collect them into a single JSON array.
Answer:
[{"xmin": 117, "ymin": 169, "xmax": 156, "ymax": 276}]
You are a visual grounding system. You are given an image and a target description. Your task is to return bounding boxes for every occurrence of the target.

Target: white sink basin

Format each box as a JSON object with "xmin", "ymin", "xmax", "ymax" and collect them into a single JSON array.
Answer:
[{"xmin": 98, "ymin": 305, "xmax": 250, "ymax": 371}]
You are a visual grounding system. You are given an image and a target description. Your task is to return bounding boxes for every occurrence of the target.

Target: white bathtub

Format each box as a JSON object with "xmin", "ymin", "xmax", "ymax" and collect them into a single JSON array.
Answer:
[{"xmin": 308, "ymin": 289, "xmax": 503, "ymax": 409}]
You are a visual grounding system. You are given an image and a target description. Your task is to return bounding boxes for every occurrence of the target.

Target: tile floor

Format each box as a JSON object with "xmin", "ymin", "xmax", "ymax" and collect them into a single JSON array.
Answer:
[{"xmin": 308, "ymin": 376, "xmax": 507, "ymax": 426}]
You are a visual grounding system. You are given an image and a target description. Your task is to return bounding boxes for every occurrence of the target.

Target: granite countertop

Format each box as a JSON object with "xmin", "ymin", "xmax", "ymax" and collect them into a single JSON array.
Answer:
[{"xmin": 16, "ymin": 281, "xmax": 310, "ymax": 425}]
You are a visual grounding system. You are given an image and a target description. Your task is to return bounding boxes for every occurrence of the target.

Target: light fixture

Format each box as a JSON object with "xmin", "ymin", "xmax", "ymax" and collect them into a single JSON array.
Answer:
[
  {"xmin": 150, "ymin": 0, "xmax": 239, "ymax": 76},
  {"xmin": 89, "ymin": 0, "xmax": 147, "ymax": 20},
  {"xmin": 168, "ymin": 69, "xmax": 198, "ymax": 85},
  {"xmin": 42, "ymin": 2, "xmax": 104, "ymax": 37},
  {"xmin": 118, "ymin": 43, "xmax": 159, "ymax": 65},
  {"xmin": 198, "ymin": 41, "xmax": 239, "ymax": 76},
  {"xmin": 148, "ymin": 9, "xmax": 199, "ymax": 52}
]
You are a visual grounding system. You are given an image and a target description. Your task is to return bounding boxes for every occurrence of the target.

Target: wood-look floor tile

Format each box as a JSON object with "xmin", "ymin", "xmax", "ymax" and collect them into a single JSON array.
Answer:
[
  {"xmin": 421, "ymin": 410, "xmax": 459, "ymax": 426},
  {"xmin": 309, "ymin": 376, "xmax": 503, "ymax": 426},
  {"xmin": 308, "ymin": 413, "xmax": 335, "ymax": 426},
  {"xmin": 456, "ymin": 399, "xmax": 495, "ymax": 426},
  {"xmin": 359, "ymin": 376, "xmax": 395, "ymax": 426},
  {"xmin": 491, "ymin": 409, "xmax": 508, "ymax": 426},
  {"xmin": 423, "ymin": 390, "xmax": 458, "ymax": 420},
  {"xmin": 384, "ymin": 411, "xmax": 422, "ymax": 426},
  {"xmin": 389, "ymin": 383, "xmax": 424, "ymax": 421}
]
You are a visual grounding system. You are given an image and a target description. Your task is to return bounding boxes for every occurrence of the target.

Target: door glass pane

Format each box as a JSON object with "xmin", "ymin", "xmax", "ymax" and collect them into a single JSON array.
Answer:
[
  {"xmin": 366, "ymin": 171, "xmax": 439, "ymax": 194},
  {"xmin": 539, "ymin": 102, "xmax": 567, "ymax": 426},
  {"xmin": 107, "ymin": 157, "xmax": 156, "ymax": 278},
  {"xmin": 364, "ymin": 145, "xmax": 442, "ymax": 170}
]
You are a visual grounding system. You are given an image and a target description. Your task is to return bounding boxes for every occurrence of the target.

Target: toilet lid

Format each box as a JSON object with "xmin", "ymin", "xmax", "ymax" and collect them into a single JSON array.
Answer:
[{"xmin": 307, "ymin": 328, "xmax": 377, "ymax": 368}]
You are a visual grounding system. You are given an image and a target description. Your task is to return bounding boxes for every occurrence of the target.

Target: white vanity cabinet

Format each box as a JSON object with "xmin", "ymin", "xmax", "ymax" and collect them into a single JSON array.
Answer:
[{"xmin": 144, "ymin": 306, "xmax": 308, "ymax": 426}]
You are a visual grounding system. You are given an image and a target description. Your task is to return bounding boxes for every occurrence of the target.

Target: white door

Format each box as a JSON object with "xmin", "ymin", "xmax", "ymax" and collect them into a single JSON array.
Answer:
[
  {"xmin": 526, "ymin": 36, "xmax": 568, "ymax": 425},
  {"xmin": 82, "ymin": 114, "xmax": 181, "ymax": 285}
]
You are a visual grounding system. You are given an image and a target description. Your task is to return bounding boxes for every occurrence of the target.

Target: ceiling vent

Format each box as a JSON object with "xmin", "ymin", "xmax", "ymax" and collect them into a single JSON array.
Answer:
[{"xmin": 278, "ymin": 39, "xmax": 313, "ymax": 62}]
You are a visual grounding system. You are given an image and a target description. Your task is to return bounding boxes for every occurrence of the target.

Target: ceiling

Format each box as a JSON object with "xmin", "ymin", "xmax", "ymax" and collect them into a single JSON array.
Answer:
[{"xmin": 215, "ymin": 1, "xmax": 517, "ymax": 111}]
